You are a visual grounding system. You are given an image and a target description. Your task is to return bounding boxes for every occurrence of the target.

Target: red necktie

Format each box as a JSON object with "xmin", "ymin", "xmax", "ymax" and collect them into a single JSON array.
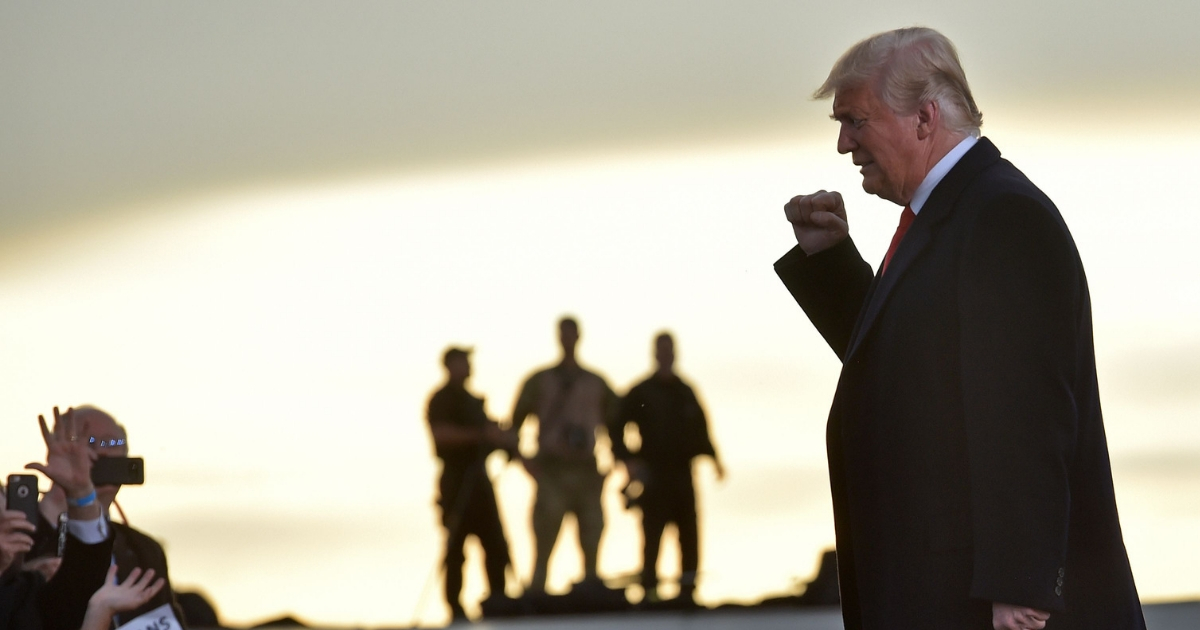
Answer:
[{"xmin": 882, "ymin": 206, "xmax": 915, "ymax": 274}]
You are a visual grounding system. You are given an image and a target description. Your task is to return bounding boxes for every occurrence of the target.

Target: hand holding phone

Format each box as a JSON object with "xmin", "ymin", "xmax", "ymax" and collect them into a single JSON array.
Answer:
[{"xmin": 5, "ymin": 474, "xmax": 40, "ymax": 526}]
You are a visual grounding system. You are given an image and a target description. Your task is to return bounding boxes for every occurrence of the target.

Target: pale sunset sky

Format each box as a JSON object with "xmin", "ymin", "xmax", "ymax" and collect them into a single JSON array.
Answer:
[{"xmin": 2, "ymin": 2, "xmax": 1198, "ymax": 627}]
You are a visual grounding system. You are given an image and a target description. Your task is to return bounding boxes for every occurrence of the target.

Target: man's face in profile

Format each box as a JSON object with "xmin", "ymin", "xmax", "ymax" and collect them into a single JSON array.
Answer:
[{"xmin": 832, "ymin": 83, "xmax": 923, "ymax": 205}]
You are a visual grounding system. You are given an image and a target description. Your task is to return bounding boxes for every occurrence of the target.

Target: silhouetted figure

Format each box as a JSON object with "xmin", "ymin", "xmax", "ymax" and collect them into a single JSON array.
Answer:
[
  {"xmin": 613, "ymin": 332, "xmax": 724, "ymax": 604},
  {"xmin": 510, "ymin": 317, "xmax": 618, "ymax": 593},
  {"xmin": 175, "ymin": 591, "xmax": 222, "ymax": 628},
  {"xmin": 426, "ymin": 347, "xmax": 515, "ymax": 621}
]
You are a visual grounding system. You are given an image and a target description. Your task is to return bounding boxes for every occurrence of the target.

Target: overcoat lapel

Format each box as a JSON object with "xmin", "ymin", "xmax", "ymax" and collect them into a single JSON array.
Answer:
[{"xmin": 842, "ymin": 138, "xmax": 1004, "ymax": 362}]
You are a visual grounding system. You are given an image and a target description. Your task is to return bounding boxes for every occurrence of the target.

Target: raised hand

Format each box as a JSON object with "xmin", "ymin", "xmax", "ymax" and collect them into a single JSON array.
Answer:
[
  {"xmin": 783, "ymin": 190, "xmax": 850, "ymax": 255},
  {"xmin": 25, "ymin": 407, "xmax": 98, "ymax": 501},
  {"xmin": 81, "ymin": 565, "xmax": 167, "ymax": 630}
]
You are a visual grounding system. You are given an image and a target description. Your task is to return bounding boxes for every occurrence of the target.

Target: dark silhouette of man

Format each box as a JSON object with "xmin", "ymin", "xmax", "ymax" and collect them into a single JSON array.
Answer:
[
  {"xmin": 426, "ymin": 347, "xmax": 514, "ymax": 621},
  {"xmin": 774, "ymin": 27, "xmax": 1144, "ymax": 630},
  {"xmin": 510, "ymin": 317, "xmax": 617, "ymax": 593},
  {"xmin": 612, "ymin": 332, "xmax": 724, "ymax": 604}
]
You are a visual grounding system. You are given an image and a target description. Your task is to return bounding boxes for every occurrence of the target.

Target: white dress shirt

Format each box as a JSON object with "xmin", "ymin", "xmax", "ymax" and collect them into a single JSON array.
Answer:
[{"xmin": 910, "ymin": 135, "xmax": 978, "ymax": 215}]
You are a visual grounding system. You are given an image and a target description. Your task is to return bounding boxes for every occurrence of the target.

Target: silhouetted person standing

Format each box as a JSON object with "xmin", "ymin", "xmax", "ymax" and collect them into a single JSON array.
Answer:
[
  {"xmin": 426, "ymin": 347, "xmax": 515, "ymax": 621},
  {"xmin": 613, "ymin": 332, "xmax": 724, "ymax": 603},
  {"xmin": 511, "ymin": 317, "xmax": 618, "ymax": 593}
]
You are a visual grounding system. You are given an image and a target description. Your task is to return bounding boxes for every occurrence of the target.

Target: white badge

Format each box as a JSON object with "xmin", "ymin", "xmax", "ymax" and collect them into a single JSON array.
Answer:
[{"xmin": 117, "ymin": 603, "xmax": 182, "ymax": 630}]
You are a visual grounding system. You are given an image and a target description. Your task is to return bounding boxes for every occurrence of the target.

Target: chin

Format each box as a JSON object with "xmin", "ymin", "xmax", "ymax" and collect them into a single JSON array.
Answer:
[{"xmin": 861, "ymin": 179, "xmax": 899, "ymax": 204}]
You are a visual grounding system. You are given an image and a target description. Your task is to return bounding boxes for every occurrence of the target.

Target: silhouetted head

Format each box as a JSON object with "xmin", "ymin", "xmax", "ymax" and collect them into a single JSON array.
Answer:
[
  {"xmin": 74, "ymin": 406, "xmax": 128, "ymax": 509},
  {"xmin": 558, "ymin": 317, "xmax": 579, "ymax": 361},
  {"xmin": 443, "ymin": 347, "xmax": 472, "ymax": 384},
  {"xmin": 654, "ymin": 332, "xmax": 675, "ymax": 377}
]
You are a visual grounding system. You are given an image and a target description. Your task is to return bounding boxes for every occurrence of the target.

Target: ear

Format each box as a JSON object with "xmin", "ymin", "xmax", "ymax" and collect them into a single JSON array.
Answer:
[{"xmin": 915, "ymin": 99, "xmax": 939, "ymax": 140}]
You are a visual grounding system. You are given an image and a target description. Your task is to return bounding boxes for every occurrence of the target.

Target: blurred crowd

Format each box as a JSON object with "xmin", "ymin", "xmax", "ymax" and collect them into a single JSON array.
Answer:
[
  {"xmin": 1, "ymin": 315, "xmax": 830, "ymax": 630},
  {"xmin": 424, "ymin": 316, "xmax": 729, "ymax": 622},
  {"xmin": 1, "ymin": 407, "xmax": 201, "ymax": 630}
]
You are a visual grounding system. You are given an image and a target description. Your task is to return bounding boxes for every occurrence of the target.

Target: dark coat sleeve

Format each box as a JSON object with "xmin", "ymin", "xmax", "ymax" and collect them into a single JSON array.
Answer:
[
  {"xmin": 114, "ymin": 525, "xmax": 188, "ymax": 628},
  {"xmin": 958, "ymin": 193, "xmax": 1080, "ymax": 612},
  {"xmin": 682, "ymin": 383, "xmax": 717, "ymax": 461},
  {"xmin": 774, "ymin": 238, "xmax": 875, "ymax": 361}
]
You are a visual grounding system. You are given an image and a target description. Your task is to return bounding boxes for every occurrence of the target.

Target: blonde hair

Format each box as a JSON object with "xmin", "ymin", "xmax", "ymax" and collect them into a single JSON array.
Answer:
[{"xmin": 814, "ymin": 27, "xmax": 982, "ymax": 136}]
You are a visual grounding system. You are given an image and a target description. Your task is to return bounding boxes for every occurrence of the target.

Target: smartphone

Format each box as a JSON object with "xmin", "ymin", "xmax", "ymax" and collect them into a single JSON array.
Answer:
[
  {"xmin": 5, "ymin": 474, "xmax": 40, "ymax": 525},
  {"xmin": 91, "ymin": 457, "xmax": 145, "ymax": 486}
]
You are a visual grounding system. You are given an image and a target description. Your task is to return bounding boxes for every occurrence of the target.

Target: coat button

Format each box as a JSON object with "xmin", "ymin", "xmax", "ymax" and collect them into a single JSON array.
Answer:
[
  {"xmin": 1055, "ymin": 585, "xmax": 1063, "ymax": 597},
  {"xmin": 1058, "ymin": 567, "xmax": 1065, "ymax": 577},
  {"xmin": 1056, "ymin": 576, "xmax": 1064, "ymax": 586}
]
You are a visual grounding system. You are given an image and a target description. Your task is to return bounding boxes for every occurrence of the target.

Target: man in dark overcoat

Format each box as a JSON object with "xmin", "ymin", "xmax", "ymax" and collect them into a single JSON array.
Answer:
[{"xmin": 774, "ymin": 27, "xmax": 1145, "ymax": 630}]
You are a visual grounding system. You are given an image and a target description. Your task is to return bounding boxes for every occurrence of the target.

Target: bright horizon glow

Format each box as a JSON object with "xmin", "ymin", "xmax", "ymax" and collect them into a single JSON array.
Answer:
[{"xmin": 1, "ymin": 130, "xmax": 1198, "ymax": 626}]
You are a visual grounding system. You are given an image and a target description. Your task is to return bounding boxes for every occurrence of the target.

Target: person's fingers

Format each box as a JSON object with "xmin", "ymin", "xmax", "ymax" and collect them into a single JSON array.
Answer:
[
  {"xmin": 133, "ymin": 568, "xmax": 159, "ymax": 589},
  {"xmin": 805, "ymin": 190, "xmax": 841, "ymax": 215},
  {"xmin": 785, "ymin": 191, "xmax": 826, "ymax": 223},
  {"xmin": 808, "ymin": 210, "xmax": 837, "ymax": 226},
  {"xmin": 131, "ymin": 568, "xmax": 158, "ymax": 589},
  {"xmin": 62, "ymin": 407, "xmax": 79, "ymax": 443},
  {"xmin": 144, "ymin": 576, "xmax": 166, "ymax": 598},
  {"xmin": 0, "ymin": 512, "xmax": 38, "ymax": 533},
  {"xmin": 1, "ymin": 539, "xmax": 33, "ymax": 554},
  {"xmin": 53, "ymin": 407, "xmax": 66, "ymax": 439},
  {"xmin": 783, "ymin": 197, "xmax": 804, "ymax": 223},
  {"xmin": 1, "ymin": 530, "xmax": 34, "ymax": 548},
  {"xmin": 37, "ymin": 415, "xmax": 52, "ymax": 445},
  {"xmin": 24, "ymin": 462, "xmax": 48, "ymax": 476},
  {"xmin": 105, "ymin": 563, "xmax": 120, "ymax": 582},
  {"xmin": 123, "ymin": 567, "xmax": 145, "ymax": 585}
]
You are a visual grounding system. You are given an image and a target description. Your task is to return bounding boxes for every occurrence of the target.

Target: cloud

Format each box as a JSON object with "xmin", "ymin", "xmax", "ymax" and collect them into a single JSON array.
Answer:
[{"xmin": 4, "ymin": 1, "xmax": 1197, "ymax": 238}]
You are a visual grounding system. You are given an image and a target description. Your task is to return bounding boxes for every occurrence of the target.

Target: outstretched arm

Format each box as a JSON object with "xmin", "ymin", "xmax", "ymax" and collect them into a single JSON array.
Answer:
[{"xmin": 774, "ymin": 193, "xmax": 873, "ymax": 361}]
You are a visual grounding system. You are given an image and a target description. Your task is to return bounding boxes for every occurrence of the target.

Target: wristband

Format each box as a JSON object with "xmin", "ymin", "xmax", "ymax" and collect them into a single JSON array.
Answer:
[{"xmin": 67, "ymin": 489, "xmax": 97, "ymax": 508}]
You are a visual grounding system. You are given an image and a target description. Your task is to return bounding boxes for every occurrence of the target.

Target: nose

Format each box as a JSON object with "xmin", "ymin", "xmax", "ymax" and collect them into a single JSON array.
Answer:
[{"xmin": 837, "ymin": 123, "xmax": 856, "ymax": 154}]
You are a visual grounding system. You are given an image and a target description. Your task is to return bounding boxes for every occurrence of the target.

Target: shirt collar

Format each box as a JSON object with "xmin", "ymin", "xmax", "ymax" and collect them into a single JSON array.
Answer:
[{"xmin": 909, "ymin": 135, "xmax": 978, "ymax": 215}]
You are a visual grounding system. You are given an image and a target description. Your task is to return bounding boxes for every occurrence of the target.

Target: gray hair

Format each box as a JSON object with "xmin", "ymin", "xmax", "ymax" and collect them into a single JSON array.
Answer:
[{"xmin": 813, "ymin": 27, "xmax": 983, "ymax": 136}]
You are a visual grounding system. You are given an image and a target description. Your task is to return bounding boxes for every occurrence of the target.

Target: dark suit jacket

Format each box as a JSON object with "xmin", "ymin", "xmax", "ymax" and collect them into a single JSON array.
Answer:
[
  {"xmin": 775, "ymin": 138, "xmax": 1145, "ymax": 629},
  {"xmin": 112, "ymin": 522, "xmax": 187, "ymax": 628},
  {"xmin": 0, "ymin": 532, "xmax": 113, "ymax": 630}
]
